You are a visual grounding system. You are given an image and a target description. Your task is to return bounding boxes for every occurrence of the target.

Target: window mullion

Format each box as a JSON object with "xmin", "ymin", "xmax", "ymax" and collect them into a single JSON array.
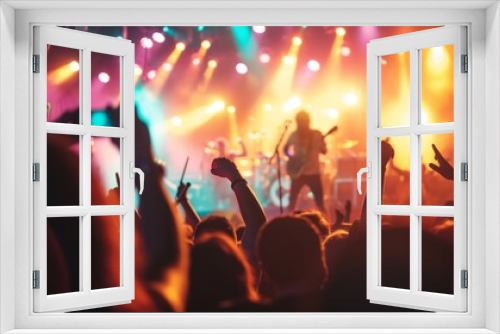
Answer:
[
  {"xmin": 409, "ymin": 47, "xmax": 420, "ymax": 294},
  {"xmin": 82, "ymin": 48, "xmax": 92, "ymax": 294}
]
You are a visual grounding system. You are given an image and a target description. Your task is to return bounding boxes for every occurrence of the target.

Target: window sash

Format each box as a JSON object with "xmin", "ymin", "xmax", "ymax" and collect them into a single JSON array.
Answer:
[
  {"xmin": 33, "ymin": 25, "xmax": 136, "ymax": 313},
  {"xmin": 366, "ymin": 26, "xmax": 468, "ymax": 312}
]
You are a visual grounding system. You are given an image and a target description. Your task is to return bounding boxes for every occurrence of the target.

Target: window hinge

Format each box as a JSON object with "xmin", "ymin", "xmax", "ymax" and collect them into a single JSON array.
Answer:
[
  {"xmin": 461, "ymin": 162, "xmax": 468, "ymax": 181},
  {"xmin": 33, "ymin": 163, "xmax": 40, "ymax": 182},
  {"xmin": 461, "ymin": 270, "xmax": 468, "ymax": 289},
  {"xmin": 33, "ymin": 270, "xmax": 40, "ymax": 289},
  {"xmin": 461, "ymin": 54, "xmax": 468, "ymax": 73},
  {"xmin": 33, "ymin": 54, "xmax": 40, "ymax": 73}
]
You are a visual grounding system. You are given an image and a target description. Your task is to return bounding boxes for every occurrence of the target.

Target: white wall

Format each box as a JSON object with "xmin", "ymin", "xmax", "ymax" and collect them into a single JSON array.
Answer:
[
  {"xmin": 485, "ymin": 2, "xmax": 500, "ymax": 333},
  {"xmin": 0, "ymin": 2, "xmax": 16, "ymax": 333}
]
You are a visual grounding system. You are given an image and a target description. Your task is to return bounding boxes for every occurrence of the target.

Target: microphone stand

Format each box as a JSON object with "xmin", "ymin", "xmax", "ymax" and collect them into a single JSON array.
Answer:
[{"xmin": 269, "ymin": 121, "xmax": 290, "ymax": 214}]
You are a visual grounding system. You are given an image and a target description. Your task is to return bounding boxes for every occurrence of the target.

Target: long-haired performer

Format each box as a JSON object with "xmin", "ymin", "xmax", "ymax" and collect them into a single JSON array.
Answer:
[{"xmin": 283, "ymin": 110, "xmax": 327, "ymax": 213}]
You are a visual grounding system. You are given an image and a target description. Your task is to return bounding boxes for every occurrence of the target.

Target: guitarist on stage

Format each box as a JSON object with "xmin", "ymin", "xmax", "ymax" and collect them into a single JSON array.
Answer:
[{"xmin": 283, "ymin": 110, "xmax": 328, "ymax": 213}]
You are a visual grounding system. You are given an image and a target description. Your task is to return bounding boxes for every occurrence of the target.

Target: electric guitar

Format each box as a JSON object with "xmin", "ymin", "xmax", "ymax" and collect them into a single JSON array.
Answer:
[{"xmin": 286, "ymin": 125, "xmax": 338, "ymax": 179}]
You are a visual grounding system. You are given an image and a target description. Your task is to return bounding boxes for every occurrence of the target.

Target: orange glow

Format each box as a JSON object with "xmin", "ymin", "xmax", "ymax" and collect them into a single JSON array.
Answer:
[{"xmin": 48, "ymin": 63, "xmax": 78, "ymax": 85}]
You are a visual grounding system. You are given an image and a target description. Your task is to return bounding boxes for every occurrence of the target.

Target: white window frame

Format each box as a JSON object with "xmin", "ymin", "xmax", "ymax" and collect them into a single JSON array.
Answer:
[
  {"xmin": 366, "ymin": 26, "xmax": 467, "ymax": 312},
  {"xmin": 1, "ymin": 1, "xmax": 499, "ymax": 333},
  {"xmin": 33, "ymin": 25, "xmax": 136, "ymax": 313}
]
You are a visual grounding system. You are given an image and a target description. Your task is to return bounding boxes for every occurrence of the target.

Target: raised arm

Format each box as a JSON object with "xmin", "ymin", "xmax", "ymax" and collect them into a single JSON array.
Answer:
[
  {"xmin": 136, "ymin": 161, "xmax": 189, "ymax": 311},
  {"xmin": 176, "ymin": 181, "xmax": 201, "ymax": 228},
  {"xmin": 318, "ymin": 133, "xmax": 327, "ymax": 155},
  {"xmin": 211, "ymin": 157, "xmax": 267, "ymax": 264},
  {"xmin": 429, "ymin": 144, "xmax": 454, "ymax": 181},
  {"xmin": 234, "ymin": 138, "xmax": 248, "ymax": 158}
]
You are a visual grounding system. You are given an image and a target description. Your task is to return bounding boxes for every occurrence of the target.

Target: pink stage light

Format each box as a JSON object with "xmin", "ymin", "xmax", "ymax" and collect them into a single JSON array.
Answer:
[
  {"xmin": 236, "ymin": 63, "xmax": 248, "ymax": 75},
  {"xmin": 147, "ymin": 70, "xmax": 157, "ymax": 80},
  {"xmin": 341, "ymin": 46, "xmax": 351, "ymax": 57},
  {"xmin": 152, "ymin": 32, "xmax": 165, "ymax": 43},
  {"xmin": 98, "ymin": 72, "xmax": 110, "ymax": 83},
  {"xmin": 253, "ymin": 26, "xmax": 266, "ymax": 34},
  {"xmin": 307, "ymin": 60, "xmax": 320, "ymax": 71},
  {"xmin": 140, "ymin": 37, "xmax": 153, "ymax": 49},
  {"xmin": 259, "ymin": 53, "xmax": 270, "ymax": 63}
]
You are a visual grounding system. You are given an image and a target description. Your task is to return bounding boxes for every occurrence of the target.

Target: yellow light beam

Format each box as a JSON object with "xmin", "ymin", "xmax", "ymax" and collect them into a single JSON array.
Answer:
[
  {"xmin": 150, "ymin": 43, "xmax": 187, "ymax": 93},
  {"xmin": 48, "ymin": 63, "xmax": 78, "ymax": 85}
]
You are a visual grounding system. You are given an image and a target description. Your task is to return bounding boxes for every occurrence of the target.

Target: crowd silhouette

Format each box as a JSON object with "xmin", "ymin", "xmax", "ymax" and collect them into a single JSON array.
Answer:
[{"xmin": 46, "ymin": 106, "xmax": 455, "ymax": 312}]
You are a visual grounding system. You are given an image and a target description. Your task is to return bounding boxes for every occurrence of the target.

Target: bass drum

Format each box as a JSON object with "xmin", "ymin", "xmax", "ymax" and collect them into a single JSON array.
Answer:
[{"xmin": 268, "ymin": 176, "xmax": 291, "ymax": 208}]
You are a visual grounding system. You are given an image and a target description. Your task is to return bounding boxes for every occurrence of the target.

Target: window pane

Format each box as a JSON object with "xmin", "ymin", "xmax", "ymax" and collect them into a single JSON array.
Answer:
[
  {"xmin": 380, "ymin": 52, "xmax": 410, "ymax": 128},
  {"xmin": 91, "ymin": 52, "xmax": 121, "ymax": 127},
  {"xmin": 47, "ymin": 45, "xmax": 80, "ymax": 124},
  {"xmin": 47, "ymin": 134, "xmax": 80, "ymax": 206},
  {"xmin": 381, "ymin": 215, "xmax": 410, "ymax": 290},
  {"xmin": 91, "ymin": 215, "xmax": 121, "ymax": 290},
  {"xmin": 381, "ymin": 137, "xmax": 410, "ymax": 205},
  {"xmin": 91, "ymin": 137, "xmax": 121, "ymax": 205},
  {"xmin": 47, "ymin": 217, "xmax": 80, "ymax": 295},
  {"xmin": 421, "ymin": 133, "xmax": 454, "ymax": 206},
  {"xmin": 421, "ymin": 216, "xmax": 454, "ymax": 294},
  {"xmin": 421, "ymin": 45, "xmax": 454, "ymax": 124}
]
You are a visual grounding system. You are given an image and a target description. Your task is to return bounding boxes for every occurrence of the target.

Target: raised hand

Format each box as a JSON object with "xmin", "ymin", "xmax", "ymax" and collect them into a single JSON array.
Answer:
[
  {"xmin": 381, "ymin": 140, "xmax": 395, "ymax": 168},
  {"xmin": 211, "ymin": 157, "xmax": 243, "ymax": 183},
  {"xmin": 107, "ymin": 172, "xmax": 121, "ymax": 205},
  {"xmin": 429, "ymin": 144, "xmax": 454, "ymax": 181},
  {"xmin": 175, "ymin": 181, "xmax": 191, "ymax": 203},
  {"xmin": 335, "ymin": 209, "xmax": 344, "ymax": 227}
]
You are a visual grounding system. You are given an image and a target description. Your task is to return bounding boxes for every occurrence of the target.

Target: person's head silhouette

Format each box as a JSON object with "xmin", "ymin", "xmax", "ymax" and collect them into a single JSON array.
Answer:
[
  {"xmin": 257, "ymin": 216, "xmax": 327, "ymax": 296},
  {"xmin": 295, "ymin": 110, "xmax": 311, "ymax": 132}
]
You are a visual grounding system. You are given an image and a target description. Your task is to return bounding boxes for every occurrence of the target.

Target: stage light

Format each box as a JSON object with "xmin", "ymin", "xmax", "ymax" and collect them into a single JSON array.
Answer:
[
  {"xmin": 336, "ymin": 27, "xmax": 346, "ymax": 36},
  {"xmin": 307, "ymin": 60, "xmax": 320, "ymax": 72},
  {"xmin": 214, "ymin": 100, "xmax": 226, "ymax": 111},
  {"xmin": 98, "ymin": 72, "xmax": 110, "ymax": 83},
  {"xmin": 140, "ymin": 37, "xmax": 153, "ymax": 49},
  {"xmin": 206, "ymin": 100, "xmax": 226, "ymax": 114},
  {"xmin": 163, "ymin": 26, "xmax": 169, "ymax": 33},
  {"xmin": 227, "ymin": 105, "xmax": 236, "ymax": 114},
  {"xmin": 208, "ymin": 60, "xmax": 218, "ymax": 69},
  {"xmin": 192, "ymin": 58, "xmax": 201, "ymax": 66},
  {"xmin": 282, "ymin": 56, "xmax": 296, "ymax": 65},
  {"xmin": 162, "ymin": 62, "xmax": 173, "ymax": 71},
  {"xmin": 292, "ymin": 37, "xmax": 302, "ymax": 46},
  {"xmin": 341, "ymin": 46, "xmax": 351, "ymax": 57},
  {"xmin": 284, "ymin": 96, "xmax": 302, "ymax": 113},
  {"xmin": 381, "ymin": 58, "xmax": 387, "ymax": 65},
  {"xmin": 152, "ymin": 32, "xmax": 165, "ymax": 43},
  {"xmin": 147, "ymin": 70, "xmax": 157, "ymax": 80},
  {"xmin": 236, "ymin": 63, "xmax": 248, "ymax": 74},
  {"xmin": 344, "ymin": 93, "xmax": 357, "ymax": 105},
  {"xmin": 134, "ymin": 64, "xmax": 143, "ymax": 76},
  {"xmin": 264, "ymin": 104, "xmax": 273, "ymax": 112},
  {"xmin": 326, "ymin": 108, "xmax": 338, "ymax": 119},
  {"xmin": 421, "ymin": 109, "xmax": 429, "ymax": 123},
  {"xmin": 253, "ymin": 26, "xmax": 266, "ymax": 34},
  {"xmin": 259, "ymin": 53, "xmax": 270, "ymax": 63},
  {"xmin": 431, "ymin": 46, "xmax": 445, "ymax": 61},
  {"xmin": 69, "ymin": 61, "xmax": 80, "ymax": 72},
  {"xmin": 172, "ymin": 116, "xmax": 182, "ymax": 127},
  {"xmin": 198, "ymin": 26, "xmax": 205, "ymax": 32},
  {"xmin": 176, "ymin": 42, "xmax": 186, "ymax": 51},
  {"xmin": 201, "ymin": 40, "xmax": 211, "ymax": 49}
]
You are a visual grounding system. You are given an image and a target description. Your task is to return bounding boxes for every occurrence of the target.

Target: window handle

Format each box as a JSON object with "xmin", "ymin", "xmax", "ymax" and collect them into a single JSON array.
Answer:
[
  {"xmin": 357, "ymin": 162, "xmax": 371, "ymax": 195},
  {"xmin": 129, "ymin": 162, "xmax": 145, "ymax": 195}
]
